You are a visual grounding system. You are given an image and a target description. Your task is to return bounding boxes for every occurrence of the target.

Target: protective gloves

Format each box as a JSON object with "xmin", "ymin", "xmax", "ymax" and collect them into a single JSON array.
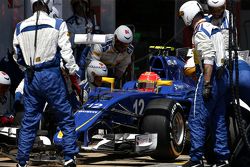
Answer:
[
  {"xmin": 79, "ymin": 79, "xmax": 91, "ymax": 103},
  {"xmin": 216, "ymin": 66, "xmax": 225, "ymax": 80},
  {"xmin": 70, "ymin": 69, "xmax": 91, "ymax": 104},
  {"xmin": 203, "ymin": 81, "xmax": 212, "ymax": 101},
  {"xmin": 14, "ymin": 92, "xmax": 24, "ymax": 113},
  {"xmin": 69, "ymin": 75, "xmax": 81, "ymax": 95},
  {"xmin": 13, "ymin": 100, "xmax": 24, "ymax": 113},
  {"xmin": 69, "ymin": 69, "xmax": 84, "ymax": 95}
]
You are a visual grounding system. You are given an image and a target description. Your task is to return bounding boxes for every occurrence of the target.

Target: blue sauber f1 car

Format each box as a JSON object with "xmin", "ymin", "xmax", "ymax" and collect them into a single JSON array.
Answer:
[{"xmin": 52, "ymin": 46, "xmax": 196, "ymax": 161}]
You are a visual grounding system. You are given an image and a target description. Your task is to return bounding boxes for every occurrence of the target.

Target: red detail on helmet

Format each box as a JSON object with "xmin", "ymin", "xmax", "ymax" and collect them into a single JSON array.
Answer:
[
  {"xmin": 137, "ymin": 72, "xmax": 160, "ymax": 92},
  {"xmin": 125, "ymin": 30, "xmax": 130, "ymax": 34},
  {"xmin": 1, "ymin": 71, "xmax": 7, "ymax": 76}
]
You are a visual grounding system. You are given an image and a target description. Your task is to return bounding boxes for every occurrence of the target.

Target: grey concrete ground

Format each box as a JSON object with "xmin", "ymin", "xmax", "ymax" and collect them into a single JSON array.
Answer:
[
  {"xmin": 0, "ymin": 152, "xmax": 212, "ymax": 167},
  {"xmin": 0, "ymin": 153, "xmax": 190, "ymax": 167}
]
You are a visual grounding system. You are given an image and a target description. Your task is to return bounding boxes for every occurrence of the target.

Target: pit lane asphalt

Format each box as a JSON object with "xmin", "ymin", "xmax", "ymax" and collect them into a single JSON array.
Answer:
[{"xmin": 0, "ymin": 153, "xmax": 211, "ymax": 167}]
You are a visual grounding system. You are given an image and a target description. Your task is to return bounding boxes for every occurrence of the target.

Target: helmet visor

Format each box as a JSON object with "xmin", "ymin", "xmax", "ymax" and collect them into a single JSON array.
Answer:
[{"xmin": 137, "ymin": 82, "xmax": 155, "ymax": 89}]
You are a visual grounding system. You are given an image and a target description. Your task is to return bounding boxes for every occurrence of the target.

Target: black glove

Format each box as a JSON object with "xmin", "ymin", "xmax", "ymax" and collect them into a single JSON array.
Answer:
[
  {"xmin": 203, "ymin": 81, "xmax": 212, "ymax": 101},
  {"xmin": 216, "ymin": 66, "xmax": 225, "ymax": 80},
  {"xmin": 14, "ymin": 100, "xmax": 24, "ymax": 113}
]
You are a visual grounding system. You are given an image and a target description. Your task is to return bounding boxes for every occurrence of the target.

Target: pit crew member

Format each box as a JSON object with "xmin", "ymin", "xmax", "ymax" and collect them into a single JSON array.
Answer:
[
  {"xmin": 206, "ymin": 0, "xmax": 250, "ymax": 106},
  {"xmin": 13, "ymin": 0, "xmax": 80, "ymax": 166},
  {"xmin": 88, "ymin": 25, "xmax": 134, "ymax": 88},
  {"xmin": 66, "ymin": 0, "xmax": 94, "ymax": 63},
  {"xmin": 178, "ymin": 1, "xmax": 230, "ymax": 167}
]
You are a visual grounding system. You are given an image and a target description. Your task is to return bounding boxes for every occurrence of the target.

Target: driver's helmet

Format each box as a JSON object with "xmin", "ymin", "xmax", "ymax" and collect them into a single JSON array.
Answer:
[{"xmin": 137, "ymin": 72, "xmax": 160, "ymax": 92}]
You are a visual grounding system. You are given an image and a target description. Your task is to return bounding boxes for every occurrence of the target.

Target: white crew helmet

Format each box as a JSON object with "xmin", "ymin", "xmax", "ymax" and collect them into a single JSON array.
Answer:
[
  {"xmin": 179, "ymin": 1, "xmax": 203, "ymax": 26},
  {"xmin": 30, "ymin": 0, "xmax": 53, "ymax": 12},
  {"xmin": 114, "ymin": 25, "xmax": 133, "ymax": 44},
  {"xmin": 0, "ymin": 71, "xmax": 11, "ymax": 85},
  {"xmin": 87, "ymin": 60, "xmax": 108, "ymax": 83},
  {"xmin": 207, "ymin": 0, "xmax": 225, "ymax": 8}
]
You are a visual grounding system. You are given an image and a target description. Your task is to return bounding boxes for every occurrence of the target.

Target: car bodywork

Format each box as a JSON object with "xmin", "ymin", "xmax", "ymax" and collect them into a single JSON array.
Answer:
[{"xmin": 52, "ymin": 46, "xmax": 196, "ymax": 160}]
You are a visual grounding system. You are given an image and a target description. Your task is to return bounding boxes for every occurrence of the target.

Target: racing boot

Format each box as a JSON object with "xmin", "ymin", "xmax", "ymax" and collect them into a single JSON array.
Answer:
[
  {"xmin": 177, "ymin": 159, "xmax": 204, "ymax": 167},
  {"xmin": 64, "ymin": 159, "xmax": 76, "ymax": 167},
  {"xmin": 211, "ymin": 160, "xmax": 230, "ymax": 167}
]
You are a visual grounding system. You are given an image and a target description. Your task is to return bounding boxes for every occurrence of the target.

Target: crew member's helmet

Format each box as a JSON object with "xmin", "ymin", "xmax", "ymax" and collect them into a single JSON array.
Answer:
[
  {"xmin": 178, "ymin": 1, "xmax": 203, "ymax": 26},
  {"xmin": 114, "ymin": 25, "xmax": 133, "ymax": 53},
  {"xmin": 0, "ymin": 71, "xmax": 11, "ymax": 85},
  {"xmin": 0, "ymin": 71, "xmax": 11, "ymax": 96},
  {"xmin": 87, "ymin": 60, "xmax": 108, "ymax": 83},
  {"xmin": 207, "ymin": 0, "xmax": 226, "ymax": 19},
  {"xmin": 114, "ymin": 25, "xmax": 133, "ymax": 44},
  {"xmin": 137, "ymin": 72, "xmax": 160, "ymax": 92},
  {"xmin": 30, "ymin": 0, "xmax": 53, "ymax": 12}
]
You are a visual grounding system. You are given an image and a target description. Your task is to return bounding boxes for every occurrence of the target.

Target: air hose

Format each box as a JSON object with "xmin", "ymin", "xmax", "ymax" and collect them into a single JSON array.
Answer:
[{"xmin": 228, "ymin": 0, "xmax": 250, "ymax": 152}]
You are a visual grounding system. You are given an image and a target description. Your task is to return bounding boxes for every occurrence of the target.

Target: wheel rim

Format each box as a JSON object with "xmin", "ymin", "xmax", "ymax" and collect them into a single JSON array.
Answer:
[{"xmin": 172, "ymin": 111, "xmax": 185, "ymax": 146}]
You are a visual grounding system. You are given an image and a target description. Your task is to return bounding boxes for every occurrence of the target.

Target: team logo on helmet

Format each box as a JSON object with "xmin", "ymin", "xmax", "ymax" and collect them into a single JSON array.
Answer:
[{"xmin": 124, "ymin": 36, "xmax": 131, "ymax": 40}]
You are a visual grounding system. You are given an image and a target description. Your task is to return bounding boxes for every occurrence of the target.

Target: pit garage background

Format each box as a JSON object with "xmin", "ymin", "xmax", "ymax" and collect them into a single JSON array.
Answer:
[{"xmin": 0, "ymin": 0, "xmax": 250, "ymax": 80}]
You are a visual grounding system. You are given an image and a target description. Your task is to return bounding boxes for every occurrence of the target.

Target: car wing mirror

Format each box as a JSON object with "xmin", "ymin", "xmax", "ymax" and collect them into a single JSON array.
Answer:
[
  {"xmin": 102, "ymin": 77, "xmax": 115, "ymax": 92},
  {"xmin": 156, "ymin": 80, "xmax": 173, "ymax": 94}
]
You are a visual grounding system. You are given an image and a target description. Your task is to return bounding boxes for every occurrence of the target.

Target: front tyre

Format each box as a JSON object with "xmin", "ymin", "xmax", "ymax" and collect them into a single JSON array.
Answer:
[{"xmin": 141, "ymin": 99, "xmax": 186, "ymax": 161}]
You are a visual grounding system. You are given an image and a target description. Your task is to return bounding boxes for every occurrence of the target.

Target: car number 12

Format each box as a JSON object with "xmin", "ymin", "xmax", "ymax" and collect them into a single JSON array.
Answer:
[{"xmin": 133, "ymin": 99, "xmax": 145, "ymax": 115}]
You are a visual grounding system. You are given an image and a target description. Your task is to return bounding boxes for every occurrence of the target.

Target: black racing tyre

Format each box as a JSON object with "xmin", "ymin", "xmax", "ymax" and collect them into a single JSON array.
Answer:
[{"xmin": 141, "ymin": 98, "xmax": 186, "ymax": 161}]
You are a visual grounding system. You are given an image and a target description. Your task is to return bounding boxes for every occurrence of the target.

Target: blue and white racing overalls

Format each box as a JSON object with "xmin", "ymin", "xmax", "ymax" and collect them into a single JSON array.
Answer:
[
  {"xmin": 13, "ymin": 11, "xmax": 79, "ymax": 164},
  {"xmin": 189, "ymin": 21, "xmax": 230, "ymax": 161},
  {"xmin": 206, "ymin": 10, "xmax": 250, "ymax": 106}
]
